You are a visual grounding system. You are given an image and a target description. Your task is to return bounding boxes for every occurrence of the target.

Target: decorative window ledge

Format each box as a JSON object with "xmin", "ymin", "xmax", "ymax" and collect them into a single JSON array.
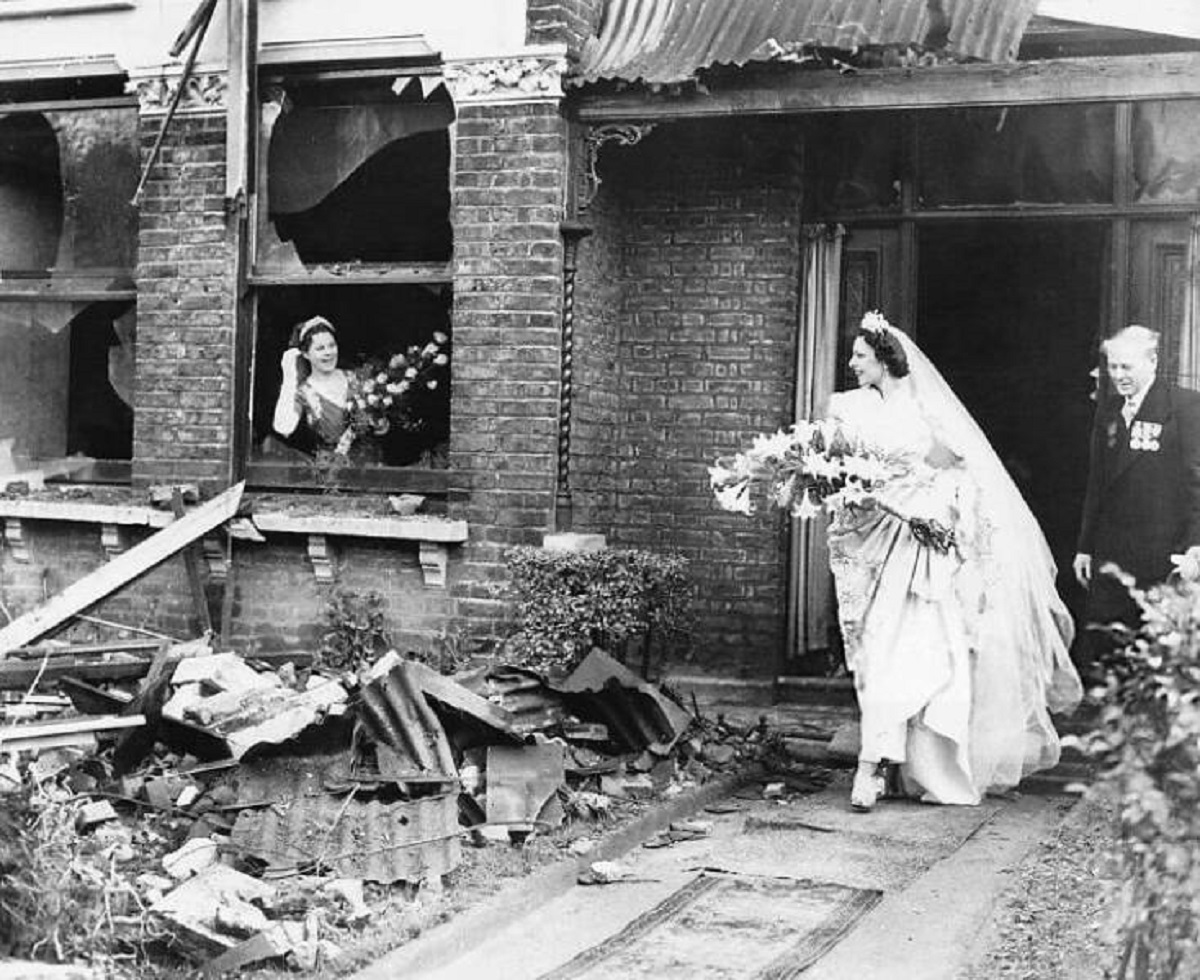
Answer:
[{"xmin": 0, "ymin": 496, "xmax": 468, "ymax": 588}]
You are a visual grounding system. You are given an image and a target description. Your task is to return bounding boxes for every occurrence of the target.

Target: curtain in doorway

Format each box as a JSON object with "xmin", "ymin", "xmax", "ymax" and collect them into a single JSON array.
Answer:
[
  {"xmin": 1178, "ymin": 215, "xmax": 1200, "ymax": 391},
  {"xmin": 787, "ymin": 224, "xmax": 844, "ymax": 662}
]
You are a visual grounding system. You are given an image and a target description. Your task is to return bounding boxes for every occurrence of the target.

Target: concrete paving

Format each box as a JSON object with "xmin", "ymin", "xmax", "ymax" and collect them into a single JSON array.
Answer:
[{"xmin": 354, "ymin": 773, "xmax": 1074, "ymax": 980}]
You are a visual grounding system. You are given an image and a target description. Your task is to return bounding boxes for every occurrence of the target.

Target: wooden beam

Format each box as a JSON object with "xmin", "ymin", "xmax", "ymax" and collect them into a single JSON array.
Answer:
[
  {"xmin": 0, "ymin": 648, "xmax": 312, "ymax": 690},
  {"xmin": 573, "ymin": 51, "xmax": 1200, "ymax": 122},
  {"xmin": 0, "ymin": 483, "xmax": 244, "ymax": 656}
]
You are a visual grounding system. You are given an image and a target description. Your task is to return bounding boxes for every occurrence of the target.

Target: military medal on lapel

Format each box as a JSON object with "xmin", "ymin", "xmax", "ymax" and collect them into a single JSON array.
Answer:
[{"xmin": 1129, "ymin": 420, "xmax": 1162, "ymax": 452}]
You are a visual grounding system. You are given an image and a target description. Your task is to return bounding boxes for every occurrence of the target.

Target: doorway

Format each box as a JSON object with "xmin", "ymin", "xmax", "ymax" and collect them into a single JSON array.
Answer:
[{"xmin": 916, "ymin": 221, "xmax": 1106, "ymax": 609}]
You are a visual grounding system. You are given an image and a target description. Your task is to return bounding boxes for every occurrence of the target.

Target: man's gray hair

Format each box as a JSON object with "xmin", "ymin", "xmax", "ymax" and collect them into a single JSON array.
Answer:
[{"xmin": 1101, "ymin": 324, "xmax": 1159, "ymax": 359}]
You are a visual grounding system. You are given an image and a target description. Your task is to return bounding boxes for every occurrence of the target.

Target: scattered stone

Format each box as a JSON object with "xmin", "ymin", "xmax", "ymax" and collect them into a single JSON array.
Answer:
[
  {"xmin": 74, "ymin": 800, "xmax": 119, "ymax": 832},
  {"xmin": 163, "ymin": 836, "xmax": 219, "ymax": 880}
]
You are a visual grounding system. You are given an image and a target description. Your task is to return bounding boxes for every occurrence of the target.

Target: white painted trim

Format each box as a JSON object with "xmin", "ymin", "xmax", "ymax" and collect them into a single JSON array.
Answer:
[{"xmin": 0, "ymin": 0, "xmax": 133, "ymax": 20}]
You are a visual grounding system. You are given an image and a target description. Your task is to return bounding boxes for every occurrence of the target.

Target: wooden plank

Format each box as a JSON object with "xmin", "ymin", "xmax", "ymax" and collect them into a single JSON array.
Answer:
[
  {"xmin": 0, "ymin": 714, "xmax": 146, "ymax": 753},
  {"xmin": 0, "ymin": 483, "xmax": 244, "ymax": 656},
  {"xmin": 173, "ymin": 487, "xmax": 214, "ymax": 636},
  {"xmin": 14, "ymin": 639, "xmax": 165, "ymax": 660},
  {"xmin": 0, "ymin": 649, "xmax": 312, "ymax": 690},
  {"xmin": 574, "ymin": 51, "xmax": 1200, "ymax": 122}
]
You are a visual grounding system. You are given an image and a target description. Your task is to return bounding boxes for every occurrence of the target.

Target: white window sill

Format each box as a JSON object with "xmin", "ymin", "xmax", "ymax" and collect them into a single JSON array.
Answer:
[{"xmin": 0, "ymin": 496, "xmax": 467, "ymax": 588}]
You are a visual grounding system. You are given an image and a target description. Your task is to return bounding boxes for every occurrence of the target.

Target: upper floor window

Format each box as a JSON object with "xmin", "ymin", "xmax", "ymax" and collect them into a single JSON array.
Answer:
[
  {"xmin": 245, "ymin": 67, "xmax": 455, "ymax": 492},
  {"xmin": 0, "ymin": 104, "xmax": 138, "ymax": 483}
]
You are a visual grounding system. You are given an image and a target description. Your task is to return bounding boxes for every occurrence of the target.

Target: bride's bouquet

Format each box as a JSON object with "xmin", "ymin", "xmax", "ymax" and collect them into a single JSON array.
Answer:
[
  {"xmin": 709, "ymin": 420, "xmax": 893, "ymax": 519},
  {"xmin": 709, "ymin": 421, "xmax": 957, "ymax": 553}
]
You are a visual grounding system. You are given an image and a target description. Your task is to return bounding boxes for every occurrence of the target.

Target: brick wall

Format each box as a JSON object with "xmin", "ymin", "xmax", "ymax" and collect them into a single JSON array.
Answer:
[
  {"xmin": 578, "ymin": 117, "xmax": 805, "ymax": 676},
  {"xmin": 448, "ymin": 99, "xmax": 570, "ymax": 643},
  {"xmin": 133, "ymin": 111, "xmax": 236, "ymax": 491},
  {"xmin": 0, "ymin": 523, "xmax": 207, "ymax": 643},
  {"xmin": 526, "ymin": 0, "xmax": 606, "ymax": 56}
]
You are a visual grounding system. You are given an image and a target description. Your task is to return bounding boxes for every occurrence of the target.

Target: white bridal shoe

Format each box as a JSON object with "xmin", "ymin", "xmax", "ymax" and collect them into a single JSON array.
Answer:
[{"xmin": 850, "ymin": 762, "xmax": 886, "ymax": 812}]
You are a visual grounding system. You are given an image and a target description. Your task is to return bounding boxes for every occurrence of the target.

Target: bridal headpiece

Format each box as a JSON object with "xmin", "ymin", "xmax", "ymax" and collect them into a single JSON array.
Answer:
[{"xmin": 860, "ymin": 311, "xmax": 892, "ymax": 335}]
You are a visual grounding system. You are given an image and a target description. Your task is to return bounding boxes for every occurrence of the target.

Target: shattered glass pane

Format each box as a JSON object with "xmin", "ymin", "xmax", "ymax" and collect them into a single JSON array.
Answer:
[
  {"xmin": 918, "ymin": 104, "xmax": 1114, "ymax": 206},
  {"xmin": 258, "ymin": 87, "xmax": 454, "ymax": 269},
  {"xmin": 1133, "ymin": 100, "xmax": 1200, "ymax": 204},
  {"xmin": 0, "ymin": 299, "xmax": 133, "ymax": 467},
  {"xmin": 0, "ymin": 107, "xmax": 138, "ymax": 275}
]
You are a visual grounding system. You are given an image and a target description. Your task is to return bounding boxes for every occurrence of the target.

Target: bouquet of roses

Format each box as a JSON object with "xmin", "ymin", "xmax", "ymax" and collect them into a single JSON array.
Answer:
[
  {"xmin": 709, "ymin": 420, "xmax": 957, "ymax": 553},
  {"xmin": 348, "ymin": 331, "xmax": 450, "ymax": 441}
]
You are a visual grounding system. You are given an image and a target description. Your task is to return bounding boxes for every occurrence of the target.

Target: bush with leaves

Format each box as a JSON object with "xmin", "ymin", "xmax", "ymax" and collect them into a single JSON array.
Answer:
[
  {"xmin": 319, "ymin": 589, "xmax": 391, "ymax": 672},
  {"xmin": 1073, "ymin": 572, "xmax": 1200, "ymax": 979},
  {"xmin": 502, "ymin": 546, "xmax": 695, "ymax": 675}
]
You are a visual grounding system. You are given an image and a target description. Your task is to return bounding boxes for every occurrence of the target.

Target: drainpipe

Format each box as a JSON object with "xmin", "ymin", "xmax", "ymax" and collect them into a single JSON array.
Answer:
[{"xmin": 554, "ymin": 220, "xmax": 593, "ymax": 533}]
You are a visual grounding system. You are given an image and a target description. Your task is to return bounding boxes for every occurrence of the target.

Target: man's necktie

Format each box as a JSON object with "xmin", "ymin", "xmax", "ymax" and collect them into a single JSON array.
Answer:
[{"xmin": 1122, "ymin": 399, "xmax": 1137, "ymax": 427}]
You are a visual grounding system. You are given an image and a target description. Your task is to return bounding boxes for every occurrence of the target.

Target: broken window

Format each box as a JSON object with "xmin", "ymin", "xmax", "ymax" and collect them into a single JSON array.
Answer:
[
  {"xmin": 0, "ymin": 106, "xmax": 138, "ymax": 482},
  {"xmin": 246, "ymin": 69, "xmax": 454, "ymax": 491},
  {"xmin": 1133, "ymin": 100, "xmax": 1200, "ymax": 204},
  {"xmin": 917, "ymin": 104, "xmax": 1115, "ymax": 207}
]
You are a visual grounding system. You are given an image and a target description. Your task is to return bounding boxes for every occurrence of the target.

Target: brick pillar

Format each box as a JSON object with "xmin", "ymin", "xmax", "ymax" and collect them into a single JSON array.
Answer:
[
  {"xmin": 526, "ymin": 0, "xmax": 606, "ymax": 55},
  {"xmin": 129, "ymin": 71, "xmax": 237, "ymax": 491},
  {"xmin": 445, "ymin": 54, "xmax": 571, "ymax": 642}
]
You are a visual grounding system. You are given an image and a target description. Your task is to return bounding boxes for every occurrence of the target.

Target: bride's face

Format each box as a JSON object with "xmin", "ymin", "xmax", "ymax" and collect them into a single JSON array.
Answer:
[{"xmin": 849, "ymin": 337, "xmax": 885, "ymax": 388}]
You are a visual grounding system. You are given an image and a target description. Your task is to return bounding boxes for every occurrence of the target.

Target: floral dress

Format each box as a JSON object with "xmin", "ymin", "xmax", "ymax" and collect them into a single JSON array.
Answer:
[{"xmin": 294, "ymin": 374, "xmax": 381, "ymax": 464}]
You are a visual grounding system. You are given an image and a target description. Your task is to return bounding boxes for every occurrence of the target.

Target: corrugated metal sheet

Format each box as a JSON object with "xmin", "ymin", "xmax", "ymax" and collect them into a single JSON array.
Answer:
[
  {"xmin": 574, "ymin": 0, "xmax": 1040, "ymax": 86},
  {"xmin": 231, "ymin": 751, "xmax": 461, "ymax": 884},
  {"xmin": 551, "ymin": 649, "xmax": 692, "ymax": 754},
  {"xmin": 355, "ymin": 662, "xmax": 458, "ymax": 787}
]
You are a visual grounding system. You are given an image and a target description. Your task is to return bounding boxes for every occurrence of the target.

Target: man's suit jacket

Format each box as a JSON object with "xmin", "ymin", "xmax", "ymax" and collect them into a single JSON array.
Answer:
[{"xmin": 1078, "ymin": 378, "xmax": 1200, "ymax": 607}]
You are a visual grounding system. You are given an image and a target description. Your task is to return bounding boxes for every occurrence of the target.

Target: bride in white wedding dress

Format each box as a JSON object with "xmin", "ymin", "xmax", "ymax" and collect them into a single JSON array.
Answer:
[{"xmin": 826, "ymin": 313, "xmax": 1083, "ymax": 810}]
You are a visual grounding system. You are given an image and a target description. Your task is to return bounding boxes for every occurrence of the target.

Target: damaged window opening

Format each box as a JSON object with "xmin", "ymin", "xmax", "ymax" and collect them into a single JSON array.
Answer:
[
  {"xmin": 256, "ymin": 77, "xmax": 454, "ymax": 271},
  {"xmin": 0, "ymin": 105, "xmax": 138, "ymax": 483},
  {"xmin": 247, "ymin": 69, "xmax": 455, "ymax": 492}
]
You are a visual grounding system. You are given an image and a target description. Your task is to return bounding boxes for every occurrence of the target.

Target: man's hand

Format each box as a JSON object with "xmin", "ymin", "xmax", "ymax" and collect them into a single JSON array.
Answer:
[{"xmin": 1073, "ymin": 552, "xmax": 1092, "ymax": 588}]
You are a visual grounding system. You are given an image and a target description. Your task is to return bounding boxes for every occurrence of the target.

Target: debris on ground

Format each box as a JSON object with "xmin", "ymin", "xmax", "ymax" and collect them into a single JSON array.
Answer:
[{"xmin": 0, "ymin": 637, "xmax": 832, "ymax": 975}]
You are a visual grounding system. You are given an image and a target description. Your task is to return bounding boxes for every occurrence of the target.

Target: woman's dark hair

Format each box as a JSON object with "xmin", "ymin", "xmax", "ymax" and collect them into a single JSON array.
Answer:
[
  {"xmin": 856, "ymin": 327, "xmax": 910, "ymax": 379},
  {"xmin": 290, "ymin": 315, "xmax": 336, "ymax": 352}
]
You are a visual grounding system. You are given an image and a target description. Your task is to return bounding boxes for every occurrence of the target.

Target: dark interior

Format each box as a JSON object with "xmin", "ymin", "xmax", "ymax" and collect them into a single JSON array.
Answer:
[{"xmin": 917, "ymin": 220, "xmax": 1107, "ymax": 612}]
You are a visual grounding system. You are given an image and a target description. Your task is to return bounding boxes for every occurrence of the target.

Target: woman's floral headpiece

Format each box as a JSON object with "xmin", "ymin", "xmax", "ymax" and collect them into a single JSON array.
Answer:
[{"xmin": 860, "ymin": 311, "xmax": 891, "ymax": 335}]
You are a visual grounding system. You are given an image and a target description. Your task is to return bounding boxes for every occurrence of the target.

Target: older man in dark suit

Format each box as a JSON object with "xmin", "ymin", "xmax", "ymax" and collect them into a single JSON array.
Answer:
[{"xmin": 1074, "ymin": 325, "xmax": 1200, "ymax": 667}]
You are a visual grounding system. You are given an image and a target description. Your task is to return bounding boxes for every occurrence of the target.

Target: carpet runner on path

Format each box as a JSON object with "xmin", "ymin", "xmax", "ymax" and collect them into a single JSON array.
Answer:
[{"xmin": 537, "ymin": 872, "xmax": 882, "ymax": 980}]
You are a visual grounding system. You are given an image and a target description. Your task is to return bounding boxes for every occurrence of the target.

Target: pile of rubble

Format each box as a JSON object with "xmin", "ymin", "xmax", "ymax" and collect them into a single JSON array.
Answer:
[{"xmin": 0, "ymin": 638, "xmax": 781, "ymax": 975}]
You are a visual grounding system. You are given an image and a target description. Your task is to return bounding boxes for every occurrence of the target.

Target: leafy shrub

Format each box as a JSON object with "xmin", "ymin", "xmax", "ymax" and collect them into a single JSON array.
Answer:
[
  {"xmin": 1074, "ymin": 574, "xmax": 1200, "ymax": 979},
  {"xmin": 502, "ymin": 546, "xmax": 694, "ymax": 675},
  {"xmin": 318, "ymin": 589, "xmax": 391, "ymax": 672}
]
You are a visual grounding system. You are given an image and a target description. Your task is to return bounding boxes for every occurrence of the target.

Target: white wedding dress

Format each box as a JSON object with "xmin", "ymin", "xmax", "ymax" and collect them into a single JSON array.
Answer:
[{"xmin": 826, "ymin": 333, "xmax": 1082, "ymax": 804}]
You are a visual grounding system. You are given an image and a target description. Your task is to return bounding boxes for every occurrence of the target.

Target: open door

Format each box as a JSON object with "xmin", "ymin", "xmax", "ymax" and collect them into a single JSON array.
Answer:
[{"xmin": 783, "ymin": 225, "xmax": 900, "ymax": 676}]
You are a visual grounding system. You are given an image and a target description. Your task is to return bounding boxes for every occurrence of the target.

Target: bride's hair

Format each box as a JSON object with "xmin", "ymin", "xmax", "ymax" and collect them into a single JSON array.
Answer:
[{"xmin": 857, "ymin": 326, "xmax": 910, "ymax": 379}]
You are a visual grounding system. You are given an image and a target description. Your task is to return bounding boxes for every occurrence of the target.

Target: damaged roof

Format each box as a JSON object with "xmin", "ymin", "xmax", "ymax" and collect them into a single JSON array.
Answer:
[{"xmin": 574, "ymin": 0, "xmax": 1041, "ymax": 86}]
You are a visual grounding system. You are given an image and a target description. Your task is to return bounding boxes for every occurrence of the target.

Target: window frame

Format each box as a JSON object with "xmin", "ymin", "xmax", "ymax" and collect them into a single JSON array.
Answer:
[
  {"xmin": 240, "ymin": 59, "xmax": 456, "ymax": 495},
  {"xmin": 0, "ymin": 95, "xmax": 139, "ymax": 485}
]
